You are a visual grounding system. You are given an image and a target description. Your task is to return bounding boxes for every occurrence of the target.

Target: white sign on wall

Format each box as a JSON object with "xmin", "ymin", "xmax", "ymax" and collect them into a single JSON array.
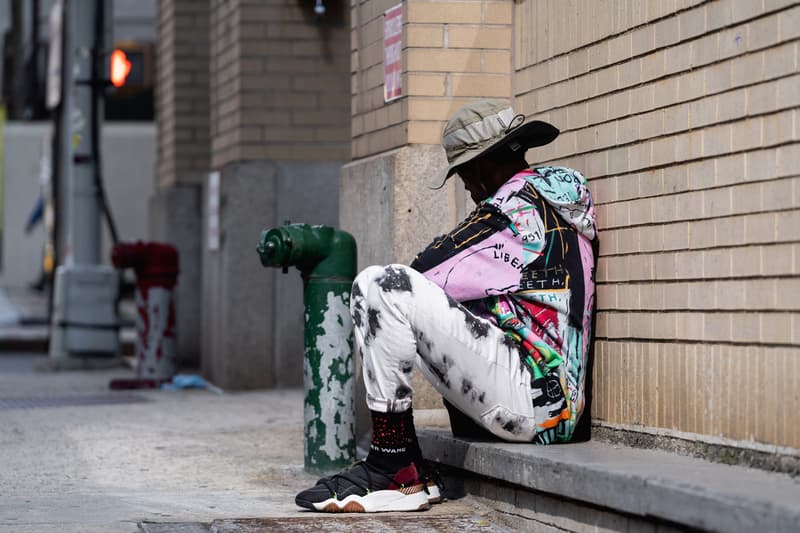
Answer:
[
  {"xmin": 383, "ymin": 4, "xmax": 403, "ymax": 102},
  {"xmin": 207, "ymin": 171, "xmax": 220, "ymax": 251}
]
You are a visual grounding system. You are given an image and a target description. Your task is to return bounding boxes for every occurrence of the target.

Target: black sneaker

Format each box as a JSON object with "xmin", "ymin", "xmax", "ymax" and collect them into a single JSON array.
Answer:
[{"xmin": 295, "ymin": 461, "xmax": 430, "ymax": 513}]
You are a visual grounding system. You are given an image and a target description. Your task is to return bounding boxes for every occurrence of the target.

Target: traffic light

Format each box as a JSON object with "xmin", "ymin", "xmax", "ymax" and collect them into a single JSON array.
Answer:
[
  {"xmin": 110, "ymin": 49, "xmax": 132, "ymax": 88},
  {"xmin": 105, "ymin": 43, "xmax": 154, "ymax": 120}
]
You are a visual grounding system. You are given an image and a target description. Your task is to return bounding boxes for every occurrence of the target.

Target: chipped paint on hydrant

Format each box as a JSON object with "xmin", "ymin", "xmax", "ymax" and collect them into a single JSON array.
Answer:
[
  {"xmin": 305, "ymin": 290, "xmax": 355, "ymax": 471},
  {"xmin": 256, "ymin": 223, "xmax": 357, "ymax": 474}
]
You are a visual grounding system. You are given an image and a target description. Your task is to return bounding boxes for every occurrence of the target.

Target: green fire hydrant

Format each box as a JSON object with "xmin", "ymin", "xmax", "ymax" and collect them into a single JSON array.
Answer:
[{"xmin": 257, "ymin": 223, "xmax": 357, "ymax": 474}]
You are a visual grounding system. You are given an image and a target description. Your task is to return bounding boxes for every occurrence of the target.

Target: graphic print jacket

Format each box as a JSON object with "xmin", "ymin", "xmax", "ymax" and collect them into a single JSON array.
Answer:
[{"xmin": 410, "ymin": 166, "xmax": 598, "ymax": 444}]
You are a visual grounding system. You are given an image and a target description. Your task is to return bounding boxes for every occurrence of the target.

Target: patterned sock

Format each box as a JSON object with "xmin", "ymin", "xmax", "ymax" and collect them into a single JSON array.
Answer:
[{"xmin": 366, "ymin": 410, "xmax": 413, "ymax": 473}]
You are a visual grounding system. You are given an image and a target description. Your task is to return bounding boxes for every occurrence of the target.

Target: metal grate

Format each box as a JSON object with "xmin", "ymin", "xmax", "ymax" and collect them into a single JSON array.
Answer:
[{"xmin": 0, "ymin": 393, "xmax": 150, "ymax": 410}]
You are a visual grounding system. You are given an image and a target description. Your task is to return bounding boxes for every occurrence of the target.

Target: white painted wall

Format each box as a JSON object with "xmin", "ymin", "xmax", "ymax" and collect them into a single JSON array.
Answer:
[
  {"xmin": 1, "ymin": 121, "xmax": 156, "ymax": 288},
  {"xmin": 1, "ymin": 122, "xmax": 50, "ymax": 288}
]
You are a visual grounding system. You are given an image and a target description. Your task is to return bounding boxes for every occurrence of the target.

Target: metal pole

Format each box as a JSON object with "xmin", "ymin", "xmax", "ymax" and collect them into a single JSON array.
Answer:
[
  {"xmin": 49, "ymin": 0, "xmax": 119, "ymax": 362},
  {"xmin": 55, "ymin": 0, "xmax": 72, "ymax": 265},
  {"xmin": 68, "ymin": 0, "xmax": 100, "ymax": 265}
]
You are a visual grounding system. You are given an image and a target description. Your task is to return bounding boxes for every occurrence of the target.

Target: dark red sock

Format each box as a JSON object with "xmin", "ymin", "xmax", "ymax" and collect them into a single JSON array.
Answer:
[{"xmin": 366, "ymin": 410, "xmax": 413, "ymax": 472}]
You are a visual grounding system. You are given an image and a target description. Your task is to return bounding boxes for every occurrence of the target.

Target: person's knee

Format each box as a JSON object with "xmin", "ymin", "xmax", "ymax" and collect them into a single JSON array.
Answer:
[
  {"xmin": 353, "ymin": 264, "xmax": 418, "ymax": 295},
  {"xmin": 353, "ymin": 265, "xmax": 386, "ymax": 293},
  {"xmin": 351, "ymin": 266, "xmax": 399, "ymax": 329}
]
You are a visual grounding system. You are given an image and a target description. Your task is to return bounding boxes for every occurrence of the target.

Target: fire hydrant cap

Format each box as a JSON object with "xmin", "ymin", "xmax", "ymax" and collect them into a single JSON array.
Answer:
[
  {"xmin": 112, "ymin": 241, "xmax": 180, "ymax": 278},
  {"xmin": 257, "ymin": 228, "xmax": 293, "ymax": 267}
]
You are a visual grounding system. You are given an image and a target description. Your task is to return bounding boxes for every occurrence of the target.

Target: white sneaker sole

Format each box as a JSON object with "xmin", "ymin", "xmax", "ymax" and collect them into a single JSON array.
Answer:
[
  {"xmin": 425, "ymin": 482, "xmax": 443, "ymax": 504},
  {"xmin": 312, "ymin": 485, "xmax": 430, "ymax": 513}
]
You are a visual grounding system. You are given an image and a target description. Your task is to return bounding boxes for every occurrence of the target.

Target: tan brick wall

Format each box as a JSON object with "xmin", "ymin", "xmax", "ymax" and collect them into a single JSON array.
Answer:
[
  {"xmin": 515, "ymin": 0, "xmax": 799, "ymax": 449},
  {"xmin": 210, "ymin": 0, "xmax": 350, "ymax": 168},
  {"xmin": 156, "ymin": 0, "xmax": 211, "ymax": 188},
  {"xmin": 351, "ymin": 0, "xmax": 513, "ymax": 158},
  {"xmin": 347, "ymin": 0, "xmax": 514, "ymax": 410}
]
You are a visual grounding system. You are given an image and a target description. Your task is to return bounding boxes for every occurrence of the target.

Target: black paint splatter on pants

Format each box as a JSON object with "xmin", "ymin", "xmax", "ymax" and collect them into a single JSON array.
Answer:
[
  {"xmin": 502, "ymin": 419, "xmax": 518, "ymax": 434},
  {"xmin": 502, "ymin": 335, "xmax": 520, "ymax": 351},
  {"xmin": 352, "ymin": 307, "xmax": 363, "ymax": 329},
  {"xmin": 425, "ymin": 357, "xmax": 452, "ymax": 389},
  {"xmin": 446, "ymin": 294, "xmax": 460, "ymax": 308},
  {"xmin": 461, "ymin": 378, "xmax": 487, "ymax": 404},
  {"xmin": 351, "ymin": 283, "xmax": 364, "ymax": 329},
  {"xmin": 415, "ymin": 330, "xmax": 433, "ymax": 354},
  {"xmin": 395, "ymin": 385, "xmax": 412, "ymax": 400},
  {"xmin": 377, "ymin": 266, "xmax": 413, "ymax": 292},
  {"xmin": 400, "ymin": 360, "xmax": 414, "ymax": 374},
  {"xmin": 351, "ymin": 282, "xmax": 363, "ymax": 299},
  {"xmin": 463, "ymin": 312, "xmax": 490, "ymax": 339},
  {"xmin": 364, "ymin": 308, "xmax": 381, "ymax": 346},
  {"xmin": 495, "ymin": 414, "xmax": 524, "ymax": 435}
]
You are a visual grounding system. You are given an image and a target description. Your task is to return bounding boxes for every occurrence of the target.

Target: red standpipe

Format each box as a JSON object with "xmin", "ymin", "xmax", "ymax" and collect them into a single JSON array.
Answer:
[{"xmin": 110, "ymin": 242, "xmax": 179, "ymax": 390}]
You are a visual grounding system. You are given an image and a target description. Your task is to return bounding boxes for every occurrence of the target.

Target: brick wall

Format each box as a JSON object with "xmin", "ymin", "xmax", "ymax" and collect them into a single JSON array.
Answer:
[
  {"xmin": 515, "ymin": 0, "xmax": 799, "ymax": 449},
  {"xmin": 210, "ymin": 0, "xmax": 350, "ymax": 169},
  {"xmin": 351, "ymin": 0, "xmax": 513, "ymax": 159},
  {"xmin": 156, "ymin": 0, "xmax": 210, "ymax": 188},
  {"xmin": 350, "ymin": 0, "xmax": 404, "ymax": 157}
]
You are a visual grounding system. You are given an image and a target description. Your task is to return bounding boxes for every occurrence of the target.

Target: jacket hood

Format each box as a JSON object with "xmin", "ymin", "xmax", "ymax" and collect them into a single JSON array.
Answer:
[{"xmin": 524, "ymin": 166, "xmax": 597, "ymax": 241}]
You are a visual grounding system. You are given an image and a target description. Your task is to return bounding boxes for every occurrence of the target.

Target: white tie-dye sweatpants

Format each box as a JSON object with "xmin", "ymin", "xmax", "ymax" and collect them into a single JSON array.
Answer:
[{"xmin": 350, "ymin": 264, "xmax": 538, "ymax": 442}]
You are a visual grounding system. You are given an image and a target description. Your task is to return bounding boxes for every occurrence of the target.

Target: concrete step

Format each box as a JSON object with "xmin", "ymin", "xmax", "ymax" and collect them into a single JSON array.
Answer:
[
  {"xmin": 418, "ymin": 428, "xmax": 800, "ymax": 533},
  {"xmin": 141, "ymin": 512, "xmax": 513, "ymax": 532}
]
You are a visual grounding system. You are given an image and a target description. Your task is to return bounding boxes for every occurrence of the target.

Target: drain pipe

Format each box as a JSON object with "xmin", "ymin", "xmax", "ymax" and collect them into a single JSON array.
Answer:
[{"xmin": 257, "ymin": 223, "xmax": 357, "ymax": 474}]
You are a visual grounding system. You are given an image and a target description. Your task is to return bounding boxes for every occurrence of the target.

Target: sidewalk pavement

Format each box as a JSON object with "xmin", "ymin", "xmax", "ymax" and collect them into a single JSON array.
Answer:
[{"xmin": 0, "ymin": 286, "xmax": 510, "ymax": 532}]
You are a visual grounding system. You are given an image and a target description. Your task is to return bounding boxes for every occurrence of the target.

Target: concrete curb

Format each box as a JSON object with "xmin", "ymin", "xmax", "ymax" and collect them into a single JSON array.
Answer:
[
  {"xmin": 418, "ymin": 428, "xmax": 800, "ymax": 533},
  {"xmin": 0, "ymin": 327, "xmax": 136, "ymax": 354},
  {"xmin": 0, "ymin": 326, "xmax": 49, "ymax": 352}
]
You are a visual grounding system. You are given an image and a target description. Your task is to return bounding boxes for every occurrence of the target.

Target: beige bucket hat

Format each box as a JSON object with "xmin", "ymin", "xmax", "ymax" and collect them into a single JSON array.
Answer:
[{"xmin": 428, "ymin": 99, "xmax": 559, "ymax": 190}]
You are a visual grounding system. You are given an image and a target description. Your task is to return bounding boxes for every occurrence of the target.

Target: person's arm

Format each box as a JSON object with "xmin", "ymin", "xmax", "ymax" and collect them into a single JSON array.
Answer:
[{"xmin": 410, "ymin": 201, "xmax": 531, "ymax": 302}]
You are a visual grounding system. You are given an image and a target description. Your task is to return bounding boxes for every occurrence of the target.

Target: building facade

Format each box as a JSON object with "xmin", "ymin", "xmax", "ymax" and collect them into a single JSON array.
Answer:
[
  {"xmin": 154, "ymin": 0, "xmax": 349, "ymax": 382},
  {"xmin": 343, "ymin": 0, "xmax": 800, "ymax": 455},
  {"xmin": 155, "ymin": 0, "xmax": 799, "ymax": 457}
]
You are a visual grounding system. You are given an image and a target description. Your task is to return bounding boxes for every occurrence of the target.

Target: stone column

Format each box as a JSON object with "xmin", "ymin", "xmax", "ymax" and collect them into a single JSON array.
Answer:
[
  {"xmin": 342, "ymin": 0, "xmax": 513, "ymax": 436},
  {"xmin": 203, "ymin": 0, "xmax": 350, "ymax": 389},
  {"xmin": 344, "ymin": 0, "xmax": 513, "ymax": 270},
  {"xmin": 150, "ymin": 0, "xmax": 210, "ymax": 369}
]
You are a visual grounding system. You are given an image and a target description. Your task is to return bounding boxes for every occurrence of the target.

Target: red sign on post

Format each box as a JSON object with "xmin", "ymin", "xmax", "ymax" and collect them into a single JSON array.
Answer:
[{"xmin": 383, "ymin": 4, "xmax": 403, "ymax": 102}]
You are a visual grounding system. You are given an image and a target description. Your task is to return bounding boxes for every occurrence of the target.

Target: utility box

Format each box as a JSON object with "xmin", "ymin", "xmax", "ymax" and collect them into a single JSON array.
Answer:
[{"xmin": 49, "ymin": 265, "xmax": 119, "ymax": 358}]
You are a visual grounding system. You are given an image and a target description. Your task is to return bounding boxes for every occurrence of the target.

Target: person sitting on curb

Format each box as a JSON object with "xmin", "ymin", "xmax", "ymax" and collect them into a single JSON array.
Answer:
[{"xmin": 295, "ymin": 99, "xmax": 599, "ymax": 513}]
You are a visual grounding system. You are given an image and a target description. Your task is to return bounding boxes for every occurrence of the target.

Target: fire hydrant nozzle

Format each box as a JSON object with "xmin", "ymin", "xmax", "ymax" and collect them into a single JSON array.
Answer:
[
  {"xmin": 257, "ymin": 224, "xmax": 356, "ymax": 280},
  {"xmin": 257, "ymin": 223, "xmax": 357, "ymax": 475}
]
